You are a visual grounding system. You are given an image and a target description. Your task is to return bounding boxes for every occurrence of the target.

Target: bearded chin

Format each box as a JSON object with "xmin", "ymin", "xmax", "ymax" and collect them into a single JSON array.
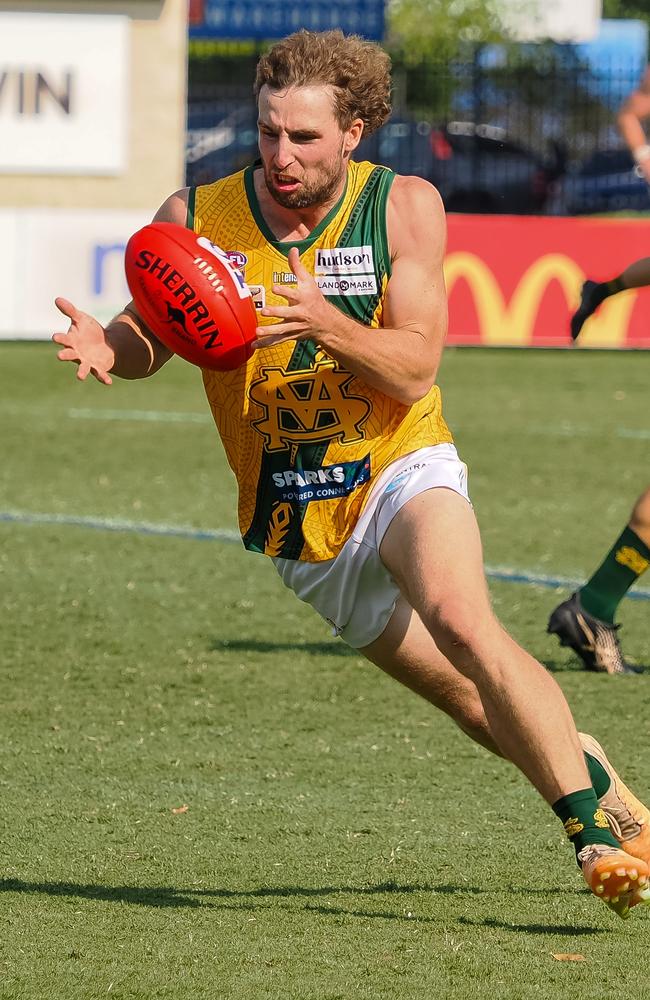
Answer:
[{"xmin": 265, "ymin": 162, "xmax": 346, "ymax": 209}]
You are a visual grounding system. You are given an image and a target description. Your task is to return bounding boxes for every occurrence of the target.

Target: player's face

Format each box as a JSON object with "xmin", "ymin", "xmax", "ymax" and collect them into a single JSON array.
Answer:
[{"xmin": 257, "ymin": 84, "xmax": 363, "ymax": 210}]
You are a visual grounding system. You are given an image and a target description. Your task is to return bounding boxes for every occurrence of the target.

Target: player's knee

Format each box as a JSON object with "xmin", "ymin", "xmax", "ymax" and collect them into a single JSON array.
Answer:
[{"xmin": 426, "ymin": 601, "xmax": 489, "ymax": 664}]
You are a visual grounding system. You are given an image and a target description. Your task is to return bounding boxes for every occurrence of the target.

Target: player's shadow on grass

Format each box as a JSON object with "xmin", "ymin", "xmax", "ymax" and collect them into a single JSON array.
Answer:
[
  {"xmin": 543, "ymin": 657, "xmax": 649, "ymax": 674},
  {"xmin": 0, "ymin": 878, "xmax": 471, "ymax": 911},
  {"xmin": 209, "ymin": 638, "xmax": 357, "ymax": 657},
  {"xmin": 0, "ymin": 878, "xmax": 593, "ymax": 928},
  {"xmin": 458, "ymin": 915, "xmax": 607, "ymax": 936},
  {"xmin": 541, "ymin": 658, "xmax": 588, "ymax": 674}
]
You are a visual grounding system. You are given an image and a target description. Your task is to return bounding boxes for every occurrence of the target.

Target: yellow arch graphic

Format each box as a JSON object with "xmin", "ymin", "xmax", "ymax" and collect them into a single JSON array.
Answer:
[{"xmin": 444, "ymin": 252, "xmax": 637, "ymax": 347}]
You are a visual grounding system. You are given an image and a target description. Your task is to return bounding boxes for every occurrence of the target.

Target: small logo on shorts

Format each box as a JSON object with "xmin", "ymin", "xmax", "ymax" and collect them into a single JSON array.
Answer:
[
  {"xmin": 325, "ymin": 616, "xmax": 343, "ymax": 636},
  {"xmin": 384, "ymin": 471, "xmax": 411, "ymax": 495}
]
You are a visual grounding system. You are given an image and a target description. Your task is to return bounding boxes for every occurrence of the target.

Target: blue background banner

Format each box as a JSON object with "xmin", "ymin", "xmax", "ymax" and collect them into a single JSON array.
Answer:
[{"xmin": 189, "ymin": 0, "xmax": 385, "ymax": 41}]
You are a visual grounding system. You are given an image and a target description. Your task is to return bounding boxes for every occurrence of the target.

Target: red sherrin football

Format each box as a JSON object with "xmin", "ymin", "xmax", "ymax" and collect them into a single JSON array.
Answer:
[{"xmin": 124, "ymin": 221, "xmax": 256, "ymax": 371}]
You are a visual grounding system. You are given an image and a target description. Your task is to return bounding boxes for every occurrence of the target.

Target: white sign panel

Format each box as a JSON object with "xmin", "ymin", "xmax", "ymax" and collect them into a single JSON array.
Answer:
[
  {"xmin": 0, "ymin": 13, "xmax": 129, "ymax": 174},
  {"xmin": 499, "ymin": 0, "xmax": 601, "ymax": 42},
  {"xmin": 0, "ymin": 208, "xmax": 152, "ymax": 339}
]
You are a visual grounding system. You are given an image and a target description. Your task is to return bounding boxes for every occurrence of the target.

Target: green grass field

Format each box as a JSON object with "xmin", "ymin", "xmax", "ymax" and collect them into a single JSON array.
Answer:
[{"xmin": 2, "ymin": 342, "xmax": 650, "ymax": 999}]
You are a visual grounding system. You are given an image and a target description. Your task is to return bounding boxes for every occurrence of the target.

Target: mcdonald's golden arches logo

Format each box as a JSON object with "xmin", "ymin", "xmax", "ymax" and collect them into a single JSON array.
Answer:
[{"xmin": 444, "ymin": 252, "xmax": 637, "ymax": 348}]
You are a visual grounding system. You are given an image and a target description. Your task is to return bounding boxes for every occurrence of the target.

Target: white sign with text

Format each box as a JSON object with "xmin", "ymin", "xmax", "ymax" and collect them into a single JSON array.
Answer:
[{"xmin": 0, "ymin": 13, "xmax": 129, "ymax": 174}]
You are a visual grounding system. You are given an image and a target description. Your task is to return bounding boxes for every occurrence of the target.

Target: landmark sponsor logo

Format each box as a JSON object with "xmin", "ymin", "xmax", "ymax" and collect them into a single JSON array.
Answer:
[{"xmin": 316, "ymin": 274, "xmax": 377, "ymax": 296}]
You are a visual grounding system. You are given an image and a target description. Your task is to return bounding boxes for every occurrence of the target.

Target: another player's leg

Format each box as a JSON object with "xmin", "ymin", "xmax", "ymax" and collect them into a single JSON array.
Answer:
[
  {"xmin": 570, "ymin": 279, "xmax": 622, "ymax": 340},
  {"xmin": 548, "ymin": 486, "xmax": 650, "ymax": 673},
  {"xmin": 570, "ymin": 256, "xmax": 650, "ymax": 340},
  {"xmin": 376, "ymin": 486, "xmax": 650, "ymax": 916}
]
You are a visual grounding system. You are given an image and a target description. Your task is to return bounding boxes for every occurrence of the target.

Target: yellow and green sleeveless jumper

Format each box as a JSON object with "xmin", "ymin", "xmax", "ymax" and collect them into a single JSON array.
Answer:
[{"xmin": 190, "ymin": 159, "xmax": 452, "ymax": 562}]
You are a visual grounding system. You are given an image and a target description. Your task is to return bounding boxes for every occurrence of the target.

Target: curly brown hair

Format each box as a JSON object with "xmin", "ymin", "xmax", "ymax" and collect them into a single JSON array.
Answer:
[{"xmin": 254, "ymin": 30, "xmax": 392, "ymax": 136}]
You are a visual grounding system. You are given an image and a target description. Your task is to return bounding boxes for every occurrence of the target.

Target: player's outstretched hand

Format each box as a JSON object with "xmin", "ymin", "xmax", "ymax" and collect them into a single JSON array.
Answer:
[{"xmin": 52, "ymin": 297, "xmax": 115, "ymax": 385}]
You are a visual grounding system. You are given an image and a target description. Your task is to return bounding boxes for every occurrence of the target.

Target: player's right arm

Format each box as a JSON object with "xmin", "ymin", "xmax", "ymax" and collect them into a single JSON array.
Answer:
[
  {"xmin": 53, "ymin": 188, "xmax": 190, "ymax": 383},
  {"xmin": 617, "ymin": 67, "xmax": 650, "ymax": 183}
]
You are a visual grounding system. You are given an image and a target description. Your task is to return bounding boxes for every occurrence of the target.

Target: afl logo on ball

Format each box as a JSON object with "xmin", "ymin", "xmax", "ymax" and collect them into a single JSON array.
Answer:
[{"xmin": 226, "ymin": 251, "xmax": 248, "ymax": 274}]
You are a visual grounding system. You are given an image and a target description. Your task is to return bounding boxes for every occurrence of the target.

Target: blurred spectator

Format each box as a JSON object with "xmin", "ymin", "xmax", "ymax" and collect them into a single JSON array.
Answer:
[{"xmin": 618, "ymin": 65, "xmax": 650, "ymax": 185}]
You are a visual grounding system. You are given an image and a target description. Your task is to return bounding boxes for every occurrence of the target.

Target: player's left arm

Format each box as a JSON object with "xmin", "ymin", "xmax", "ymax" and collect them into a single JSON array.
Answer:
[{"xmin": 255, "ymin": 176, "xmax": 447, "ymax": 405}]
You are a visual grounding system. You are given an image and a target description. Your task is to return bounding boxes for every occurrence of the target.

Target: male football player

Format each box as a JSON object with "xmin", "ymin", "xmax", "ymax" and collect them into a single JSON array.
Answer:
[{"xmin": 53, "ymin": 29, "xmax": 650, "ymax": 918}]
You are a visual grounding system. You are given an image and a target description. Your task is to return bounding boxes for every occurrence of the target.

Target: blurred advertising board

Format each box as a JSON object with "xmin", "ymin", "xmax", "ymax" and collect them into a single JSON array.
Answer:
[
  {"xmin": 0, "ymin": 209, "xmax": 149, "ymax": 339},
  {"xmin": 446, "ymin": 215, "xmax": 650, "ymax": 349},
  {"xmin": 3, "ymin": 209, "xmax": 650, "ymax": 347},
  {"xmin": 189, "ymin": 0, "xmax": 385, "ymax": 40},
  {"xmin": 0, "ymin": 13, "xmax": 128, "ymax": 175}
]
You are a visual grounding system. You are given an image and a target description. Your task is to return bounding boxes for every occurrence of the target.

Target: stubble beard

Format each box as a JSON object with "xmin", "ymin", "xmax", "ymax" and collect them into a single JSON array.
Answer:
[{"xmin": 264, "ymin": 155, "xmax": 347, "ymax": 210}]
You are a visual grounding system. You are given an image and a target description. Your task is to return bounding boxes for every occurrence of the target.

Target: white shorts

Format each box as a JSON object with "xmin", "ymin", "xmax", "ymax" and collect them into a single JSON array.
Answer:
[{"xmin": 272, "ymin": 443, "xmax": 470, "ymax": 649}]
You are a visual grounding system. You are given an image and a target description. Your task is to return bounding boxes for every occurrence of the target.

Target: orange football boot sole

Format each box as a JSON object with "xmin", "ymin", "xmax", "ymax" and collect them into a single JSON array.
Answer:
[{"xmin": 581, "ymin": 848, "xmax": 650, "ymax": 918}]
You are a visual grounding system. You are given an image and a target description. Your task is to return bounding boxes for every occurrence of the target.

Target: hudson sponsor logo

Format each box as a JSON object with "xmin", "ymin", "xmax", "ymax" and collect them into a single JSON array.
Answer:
[
  {"xmin": 314, "ymin": 245, "xmax": 374, "ymax": 274},
  {"xmin": 316, "ymin": 275, "xmax": 377, "ymax": 296}
]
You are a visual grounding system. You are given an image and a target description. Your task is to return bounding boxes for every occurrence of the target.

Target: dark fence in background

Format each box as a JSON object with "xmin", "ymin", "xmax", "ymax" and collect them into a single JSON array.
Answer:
[{"xmin": 186, "ymin": 50, "xmax": 650, "ymax": 216}]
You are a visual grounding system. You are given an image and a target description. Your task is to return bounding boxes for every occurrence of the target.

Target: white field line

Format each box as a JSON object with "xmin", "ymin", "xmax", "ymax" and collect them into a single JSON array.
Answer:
[
  {"xmin": 68, "ymin": 408, "xmax": 213, "ymax": 424},
  {"xmin": 0, "ymin": 509, "xmax": 239, "ymax": 543},
  {"xmin": 3, "ymin": 405, "xmax": 650, "ymax": 438},
  {"xmin": 0, "ymin": 404, "xmax": 212, "ymax": 424},
  {"xmin": 3, "ymin": 509, "xmax": 650, "ymax": 601}
]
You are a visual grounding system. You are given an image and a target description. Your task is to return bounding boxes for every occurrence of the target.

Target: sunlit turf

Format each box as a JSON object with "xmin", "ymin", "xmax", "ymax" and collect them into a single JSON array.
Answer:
[{"xmin": 2, "ymin": 343, "xmax": 649, "ymax": 999}]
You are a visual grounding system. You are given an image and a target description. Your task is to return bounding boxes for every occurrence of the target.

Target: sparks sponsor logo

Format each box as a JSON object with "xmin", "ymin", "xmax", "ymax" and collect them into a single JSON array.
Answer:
[
  {"xmin": 272, "ymin": 467, "xmax": 346, "ymax": 488},
  {"xmin": 314, "ymin": 245, "xmax": 374, "ymax": 274},
  {"xmin": 316, "ymin": 275, "xmax": 377, "ymax": 296},
  {"xmin": 270, "ymin": 456, "xmax": 371, "ymax": 504}
]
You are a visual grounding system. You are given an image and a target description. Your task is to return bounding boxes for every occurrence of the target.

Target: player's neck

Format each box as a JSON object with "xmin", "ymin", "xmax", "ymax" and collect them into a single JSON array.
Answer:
[{"xmin": 253, "ymin": 168, "xmax": 346, "ymax": 242}]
